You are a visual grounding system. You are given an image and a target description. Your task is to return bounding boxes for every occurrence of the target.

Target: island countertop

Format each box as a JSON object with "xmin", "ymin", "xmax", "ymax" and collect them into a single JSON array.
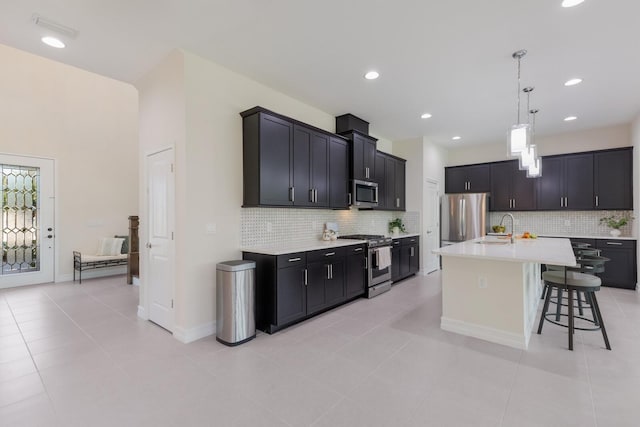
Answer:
[{"xmin": 433, "ymin": 237, "xmax": 576, "ymax": 267}]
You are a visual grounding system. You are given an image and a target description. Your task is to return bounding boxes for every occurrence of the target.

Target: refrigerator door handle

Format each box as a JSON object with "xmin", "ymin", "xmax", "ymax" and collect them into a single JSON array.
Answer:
[{"xmin": 459, "ymin": 198, "xmax": 466, "ymax": 240}]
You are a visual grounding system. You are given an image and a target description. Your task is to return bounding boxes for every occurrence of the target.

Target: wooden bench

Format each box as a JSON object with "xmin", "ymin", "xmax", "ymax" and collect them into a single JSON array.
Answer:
[{"xmin": 73, "ymin": 251, "xmax": 128, "ymax": 284}]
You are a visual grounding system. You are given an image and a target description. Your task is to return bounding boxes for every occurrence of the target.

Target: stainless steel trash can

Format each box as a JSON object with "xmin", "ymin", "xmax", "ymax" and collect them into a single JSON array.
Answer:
[{"xmin": 216, "ymin": 260, "xmax": 256, "ymax": 346}]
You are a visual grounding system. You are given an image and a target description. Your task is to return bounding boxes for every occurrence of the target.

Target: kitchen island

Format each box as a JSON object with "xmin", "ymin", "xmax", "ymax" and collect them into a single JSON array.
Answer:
[{"xmin": 433, "ymin": 237, "xmax": 576, "ymax": 349}]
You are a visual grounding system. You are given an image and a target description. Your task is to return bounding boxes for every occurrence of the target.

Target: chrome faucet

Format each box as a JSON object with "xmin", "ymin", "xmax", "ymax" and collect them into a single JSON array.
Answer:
[{"xmin": 500, "ymin": 213, "xmax": 515, "ymax": 244}]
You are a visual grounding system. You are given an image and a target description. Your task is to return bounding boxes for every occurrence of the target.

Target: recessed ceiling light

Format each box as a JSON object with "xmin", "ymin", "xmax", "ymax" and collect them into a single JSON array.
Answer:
[
  {"xmin": 421, "ymin": 113, "xmax": 432, "ymax": 119},
  {"xmin": 564, "ymin": 78, "xmax": 583, "ymax": 86},
  {"xmin": 41, "ymin": 36, "xmax": 65, "ymax": 48},
  {"xmin": 364, "ymin": 71, "xmax": 379, "ymax": 80},
  {"xmin": 452, "ymin": 136, "xmax": 461, "ymax": 140},
  {"xmin": 562, "ymin": 0, "xmax": 585, "ymax": 7},
  {"xmin": 564, "ymin": 116, "xmax": 578, "ymax": 121}
]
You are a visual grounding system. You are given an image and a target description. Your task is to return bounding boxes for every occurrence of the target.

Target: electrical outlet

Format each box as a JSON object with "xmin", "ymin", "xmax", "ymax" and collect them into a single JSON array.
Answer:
[
  {"xmin": 266, "ymin": 222, "xmax": 273, "ymax": 233},
  {"xmin": 478, "ymin": 277, "xmax": 488, "ymax": 289}
]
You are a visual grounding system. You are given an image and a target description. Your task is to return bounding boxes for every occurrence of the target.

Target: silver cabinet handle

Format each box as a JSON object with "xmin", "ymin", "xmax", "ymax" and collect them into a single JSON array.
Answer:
[
  {"xmin": 288, "ymin": 257, "xmax": 301, "ymax": 262},
  {"xmin": 290, "ymin": 187, "xmax": 295, "ymax": 202},
  {"xmin": 315, "ymin": 189, "xmax": 318, "ymax": 203},
  {"xmin": 595, "ymin": 196, "xmax": 599, "ymax": 207},
  {"xmin": 354, "ymin": 247, "xmax": 363, "ymax": 252},
  {"xmin": 560, "ymin": 197, "xmax": 564, "ymax": 208},
  {"xmin": 396, "ymin": 198, "xmax": 400, "ymax": 208},
  {"xmin": 304, "ymin": 269, "xmax": 308, "ymax": 285},
  {"xmin": 410, "ymin": 247, "xmax": 414, "ymax": 257},
  {"xmin": 348, "ymin": 193, "xmax": 352, "ymax": 205},
  {"xmin": 565, "ymin": 197, "xmax": 568, "ymax": 207},
  {"xmin": 513, "ymin": 199, "xmax": 516, "ymax": 209},
  {"xmin": 310, "ymin": 188, "xmax": 314, "ymax": 203},
  {"xmin": 330, "ymin": 264, "xmax": 333, "ymax": 279},
  {"xmin": 364, "ymin": 256, "xmax": 368, "ymax": 269},
  {"xmin": 606, "ymin": 241, "xmax": 623, "ymax": 246},
  {"xmin": 324, "ymin": 252, "xmax": 335, "ymax": 257},
  {"xmin": 326, "ymin": 264, "xmax": 331, "ymax": 279}
]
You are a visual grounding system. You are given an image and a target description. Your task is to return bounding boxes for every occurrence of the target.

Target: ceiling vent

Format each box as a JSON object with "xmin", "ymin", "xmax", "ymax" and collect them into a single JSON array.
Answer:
[{"xmin": 32, "ymin": 14, "xmax": 78, "ymax": 38}]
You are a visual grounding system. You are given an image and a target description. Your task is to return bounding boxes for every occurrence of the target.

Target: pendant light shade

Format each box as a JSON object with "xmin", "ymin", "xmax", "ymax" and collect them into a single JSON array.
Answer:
[
  {"xmin": 508, "ymin": 50, "xmax": 529, "ymax": 157},
  {"xmin": 519, "ymin": 144, "xmax": 537, "ymax": 170},
  {"xmin": 525, "ymin": 108, "xmax": 542, "ymax": 177},
  {"xmin": 527, "ymin": 157, "xmax": 542, "ymax": 178}
]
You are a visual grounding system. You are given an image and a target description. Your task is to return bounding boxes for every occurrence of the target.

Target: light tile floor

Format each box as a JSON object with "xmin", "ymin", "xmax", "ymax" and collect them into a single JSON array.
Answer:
[{"xmin": 1, "ymin": 273, "xmax": 640, "ymax": 426}]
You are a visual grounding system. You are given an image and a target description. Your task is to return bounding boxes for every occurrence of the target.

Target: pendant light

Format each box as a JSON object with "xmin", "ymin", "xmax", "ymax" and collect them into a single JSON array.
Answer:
[
  {"xmin": 519, "ymin": 87, "xmax": 536, "ymax": 170},
  {"xmin": 508, "ymin": 50, "xmax": 530, "ymax": 157},
  {"xmin": 526, "ymin": 109, "xmax": 542, "ymax": 178}
]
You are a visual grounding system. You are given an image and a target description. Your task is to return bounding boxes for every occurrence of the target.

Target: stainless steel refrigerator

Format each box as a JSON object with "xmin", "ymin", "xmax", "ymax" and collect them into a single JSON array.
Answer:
[{"xmin": 441, "ymin": 193, "xmax": 489, "ymax": 245}]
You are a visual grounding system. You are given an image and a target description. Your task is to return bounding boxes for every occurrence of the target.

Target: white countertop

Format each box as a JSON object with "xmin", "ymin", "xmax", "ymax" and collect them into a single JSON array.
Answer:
[
  {"xmin": 242, "ymin": 239, "xmax": 367, "ymax": 256},
  {"xmin": 537, "ymin": 233, "xmax": 636, "ymax": 241},
  {"xmin": 433, "ymin": 236, "xmax": 576, "ymax": 266},
  {"xmin": 390, "ymin": 232, "xmax": 420, "ymax": 239}
]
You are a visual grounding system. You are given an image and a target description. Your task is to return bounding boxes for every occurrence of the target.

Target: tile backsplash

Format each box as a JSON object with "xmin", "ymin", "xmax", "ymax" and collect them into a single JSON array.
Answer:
[
  {"xmin": 241, "ymin": 208, "xmax": 420, "ymax": 247},
  {"xmin": 489, "ymin": 210, "xmax": 634, "ymax": 237}
]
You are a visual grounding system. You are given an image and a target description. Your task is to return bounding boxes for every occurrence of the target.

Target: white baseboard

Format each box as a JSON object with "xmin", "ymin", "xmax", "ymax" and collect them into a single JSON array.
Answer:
[
  {"xmin": 173, "ymin": 321, "xmax": 216, "ymax": 344},
  {"xmin": 132, "ymin": 276, "xmax": 140, "ymax": 286},
  {"xmin": 137, "ymin": 305, "xmax": 148, "ymax": 320},
  {"xmin": 441, "ymin": 316, "xmax": 528, "ymax": 350}
]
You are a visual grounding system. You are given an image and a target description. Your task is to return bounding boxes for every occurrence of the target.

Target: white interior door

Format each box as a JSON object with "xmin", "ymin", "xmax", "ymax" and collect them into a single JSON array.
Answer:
[
  {"xmin": 147, "ymin": 148, "xmax": 174, "ymax": 331},
  {"xmin": 424, "ymin": 179, "xmax": 440, "ymax": 273},
  {"xmin": 1, "ymin": 154, "xmax": 54, "ymax": 289}
]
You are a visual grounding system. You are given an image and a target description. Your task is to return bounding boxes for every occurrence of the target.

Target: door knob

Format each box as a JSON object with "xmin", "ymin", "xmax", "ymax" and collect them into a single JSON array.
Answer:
[
  {"xmin": 47, "ymin": 235, "xmax": 53, "ymax": 239},
  {"xmin": 146, "ymin": 243, "xmax": 152, "ymax": 249},
  {"xmin": 47, "ymin": 227, "xmax": 53, "ymax": 231}
]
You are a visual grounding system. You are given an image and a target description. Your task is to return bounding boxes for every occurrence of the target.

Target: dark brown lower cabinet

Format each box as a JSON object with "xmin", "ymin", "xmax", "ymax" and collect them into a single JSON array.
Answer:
[
  {"xmin": 345, "ymin": 245, "xmax": 367, "ymax": 298},
  {"xmin": 392, "ymin": 236, "xmax": 420, "ymax": 283},
  {"xmin": 567, "ymin": 238, "xmax": 636, "ymax": 290}
]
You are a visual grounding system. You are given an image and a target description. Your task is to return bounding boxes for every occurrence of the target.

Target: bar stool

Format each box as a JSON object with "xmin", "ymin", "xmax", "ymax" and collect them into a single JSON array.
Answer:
[{"xmin": 537, "ymin": 255, "xmax": 611, "ymax": 350}]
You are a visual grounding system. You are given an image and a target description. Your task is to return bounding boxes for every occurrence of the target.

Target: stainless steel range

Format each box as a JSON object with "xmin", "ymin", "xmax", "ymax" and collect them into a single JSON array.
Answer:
[{"xmin": 339, "ymin": 234, "xmax": 393, "ymax": 298}]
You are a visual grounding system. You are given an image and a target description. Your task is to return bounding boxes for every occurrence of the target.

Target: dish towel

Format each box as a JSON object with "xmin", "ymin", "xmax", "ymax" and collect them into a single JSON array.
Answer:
[{"xmin": 376, "ymin": 247, "xmax": 392, "ymax": 270}]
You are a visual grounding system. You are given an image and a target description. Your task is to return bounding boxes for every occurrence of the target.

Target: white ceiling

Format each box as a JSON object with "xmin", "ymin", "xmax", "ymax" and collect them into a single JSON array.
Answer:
[{"xmin": 2, "ymin": 1, "xmax": 640, "ymax": 146}]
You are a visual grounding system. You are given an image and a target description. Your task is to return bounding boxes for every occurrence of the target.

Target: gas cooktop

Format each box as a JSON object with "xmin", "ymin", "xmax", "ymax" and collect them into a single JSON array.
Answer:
[{"xmin": 338, "ymin": 234, "xmax": 385, "ymax": 240}]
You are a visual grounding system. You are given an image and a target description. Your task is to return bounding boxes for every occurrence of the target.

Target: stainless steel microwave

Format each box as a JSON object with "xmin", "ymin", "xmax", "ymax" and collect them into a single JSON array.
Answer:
[{"xmin": 351, "ymin": 179, "xmax": 378, "ymax": 207}]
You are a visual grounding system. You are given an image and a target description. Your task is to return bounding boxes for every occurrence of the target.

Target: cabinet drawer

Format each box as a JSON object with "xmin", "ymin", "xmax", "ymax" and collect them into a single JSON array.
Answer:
[
  {"xmin": 596, "ymin": 240, "xmax": 635, "ymax": 250},
  {"xmin": 401, "ymin": 236, "xmax": 419, "ymax": 246},
  {"xmin": 277, "ymin": 252, "xmax": 307, "ymax": 268},
  {"xmin": 346, "ymin": 244, "xmax": 366, "ymax": 255},
  {"xmin": 307, "ymin": 247, "xmax": 346, "ymax": 263}
]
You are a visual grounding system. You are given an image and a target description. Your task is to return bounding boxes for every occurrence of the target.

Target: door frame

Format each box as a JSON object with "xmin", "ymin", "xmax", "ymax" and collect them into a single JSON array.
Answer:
[
  {"xmin": 0, "ymin": 153, "xmax": 56, "ymax": 288},
  {"xmin": 139, "ymin": 146, "xmax": 175, "ymax": 332},
  {"xmin": 423, "ymin": 177, "xmax": 440, "ymax": 274}
]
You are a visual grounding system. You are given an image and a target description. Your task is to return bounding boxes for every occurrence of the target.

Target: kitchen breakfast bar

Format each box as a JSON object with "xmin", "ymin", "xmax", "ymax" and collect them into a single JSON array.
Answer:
[{"xmin": 433, "ymin": 237, "xmax": 576, "ymax": 350}]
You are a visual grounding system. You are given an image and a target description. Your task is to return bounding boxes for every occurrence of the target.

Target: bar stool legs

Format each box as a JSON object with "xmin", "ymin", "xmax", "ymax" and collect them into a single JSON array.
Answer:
[{"xmin": 590, "ymin": 292, "xmax": 611, "ymax": 350}]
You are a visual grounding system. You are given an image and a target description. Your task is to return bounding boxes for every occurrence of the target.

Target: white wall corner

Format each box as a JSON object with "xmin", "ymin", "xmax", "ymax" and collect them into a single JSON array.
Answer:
[
  {"xmin": 173, "ymin": 321, "xmax": 216, "ymax": 344},
  {"xmin": 137, "ymin": 305, "xmax": 148, "ymax": 320}
]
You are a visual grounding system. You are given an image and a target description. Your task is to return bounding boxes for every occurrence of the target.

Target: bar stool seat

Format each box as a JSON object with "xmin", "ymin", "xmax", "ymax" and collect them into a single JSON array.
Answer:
[{"xmin": 537, "ymin": 255, "xmax": 611, "ymax": 351}]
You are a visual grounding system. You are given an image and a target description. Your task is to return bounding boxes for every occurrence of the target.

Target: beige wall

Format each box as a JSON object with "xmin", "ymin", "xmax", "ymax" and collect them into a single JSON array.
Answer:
[
  {"xmin": 447, "ymin": 123, "xmax": 631, "ymax": 166},
  {"xmin": 137, "ymin": 49, "xmax": 376, "ymax": 340},
  {"xmin": 0, "ymin": 44, "xmax": 138, "ymax": 281}
]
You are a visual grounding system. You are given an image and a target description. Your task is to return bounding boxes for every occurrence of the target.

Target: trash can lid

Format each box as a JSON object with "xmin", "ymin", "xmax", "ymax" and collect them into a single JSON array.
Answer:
[{"xmin": 216, "ymin": 260, "xmax": 256, "ymax": 272}]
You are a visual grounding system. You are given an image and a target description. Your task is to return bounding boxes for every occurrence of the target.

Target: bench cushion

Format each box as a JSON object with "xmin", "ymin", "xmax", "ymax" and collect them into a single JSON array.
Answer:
[
  {"xmin": 97, "ymin": 237, "xmax": 125, "ymax": 256},
  {"xmin": 80, "ymin": 254, "xmax": 128, "ymax": 262}
]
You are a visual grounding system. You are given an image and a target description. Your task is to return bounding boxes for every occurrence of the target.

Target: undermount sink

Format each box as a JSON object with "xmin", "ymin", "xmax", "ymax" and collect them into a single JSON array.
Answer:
[{"xmin": 476, "ymin": 240, "xmax": 510, "ymax": 245}]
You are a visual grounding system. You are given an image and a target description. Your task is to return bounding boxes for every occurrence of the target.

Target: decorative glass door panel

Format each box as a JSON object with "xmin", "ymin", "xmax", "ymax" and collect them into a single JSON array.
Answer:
[
  {"xmin": 0, "ymin": 155, "xmax": 54, "ymax": 289},
  {"xmin": 2, "ymin": 164, "xmax": 40, "ymax": 274}
]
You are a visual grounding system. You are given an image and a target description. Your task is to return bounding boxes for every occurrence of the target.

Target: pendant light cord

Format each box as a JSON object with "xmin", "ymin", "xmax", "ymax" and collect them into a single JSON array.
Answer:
[{"xmin": 516, "ymin": 57, "xmax": 521, "ymax": 123}]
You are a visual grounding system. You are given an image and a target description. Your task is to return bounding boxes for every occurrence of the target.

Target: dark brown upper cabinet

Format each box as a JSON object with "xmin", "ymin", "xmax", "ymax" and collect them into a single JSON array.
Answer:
[
  {"xmin": 445, "ymin": 164, "xmax": 491, "ymax": 193},
  {"xmin": 537, "ymin": 153, "xmax": 593, "ymax": 210},
  {"xmin": 490, "ymin": 160, "xmax": 536, "ymax": 211},
  {"xmin": 593, "ymin": 148, "xmax": 633, "ymax": 210}
]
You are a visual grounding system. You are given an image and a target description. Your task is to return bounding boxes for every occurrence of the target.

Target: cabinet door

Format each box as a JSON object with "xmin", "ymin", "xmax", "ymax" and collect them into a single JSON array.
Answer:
[
  {"xmin": 311, "ymin": 131, "xmax": 329, "ymax": 206},
  {"xmin": 391, "ymin": 244, "xmax": 401, "ymax": 282},
  {"xmin": 306, "ymin": 261, "xmax": 327, "ymax": 315},
  {"xmin": 400, "ymin": 245, "xmax": 411, "ymax": 278},
  {"xmin": 260, "ymin": 114, "xmax": 293, "ymax": 205},
  {"xmin": 345, "ymin": 248, "xmax": 366, "ymax": 298},
  {"xmin": 364, "ymin": 137, "xmax": 377, "ymax": 181},
  {"xmin": 594, "ymin": 149, "xmax": 633, "ymax": 210},
  {"xmin": 329, "ymin": 137, "xmax": 349, "ymax": 209},
  {"xmin": 292, "ymin": 124, "xmax": 312, "ymax": 206},
  {"xmin": 596, "ymin": 240, "xmax": 637, "ymax": 289},
  {"xmin": 395, "ymin": 159, "xmax": 406, "ymax": 211},
  {"xmin": 445, "ymin": 167, "xmax": 467, "ymax": 193},
  {"xmin": 375, "ymin": 152, "xmax": 387, "ymax": 209},
  {"xmin": 466, "ymin": 165, "xmax": 491, "ymax": 193},
  {"xmin": 325, "ymin": 259, "xmax": 346, "ymax": 306},
  {"xmin": 384, "ymin": 156, "xmax": 396, "ymax": 209},
  {"xmin": 537, "ymin": 156, "xmax": 564, "ymax": 210},
  {"xmin": 408, "ymin": 243, "xmax": 419, "ymax": 275},
  {"xmin": 490, "ymin": 162, "xmax": 513, "ymax": 211},
  {"xmin": 565, "ymin": 153, "xmax": 593, "ymax": 210},
  {"xmin": 352, "ymin": 134, "xmax": 366, "ymax": 181},
  {"xmin": 511, "ymin": 163, "xmax": 537, "ymax": 211},
  {"xmin": 276, "ymin": 266, "xmax": 307, "ymax": 325}
]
